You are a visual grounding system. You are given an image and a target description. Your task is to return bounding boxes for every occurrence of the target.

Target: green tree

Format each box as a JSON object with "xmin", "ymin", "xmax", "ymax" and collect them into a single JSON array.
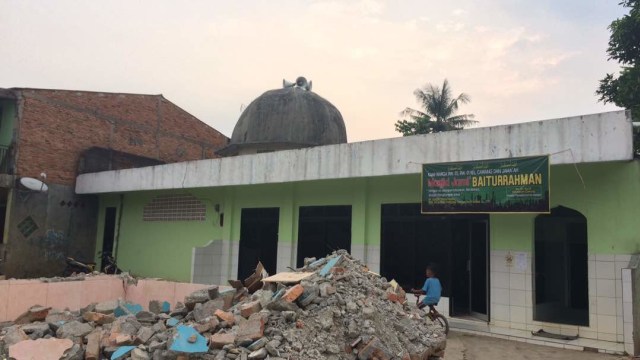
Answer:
[
  {"xmin": 596, "ymin": 0, "xmax": 640, "ymax": 153},
  {"xmin": 395, "ymin": 79, "xmax": 477, "ymax": 136}
]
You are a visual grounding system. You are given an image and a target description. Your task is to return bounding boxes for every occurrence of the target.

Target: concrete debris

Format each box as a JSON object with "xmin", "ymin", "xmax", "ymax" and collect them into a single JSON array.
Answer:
[
  {"xmin": 0, "ymin": 251, "xmax": 446, "ymax": 359},
  {"xmin": 31, "ymin": 271, "xmax": 138, "ymax": 285},
  {"xmin": 95, "ymin": 300, "xmax": 119, "ymax": 315},
  {"xmin": 14, "ymin": 305, "xmax": 51, "ymax": 324},
  {"xmin": 8, "ymin": 337, "xmax": 74, "ymax": 360}
]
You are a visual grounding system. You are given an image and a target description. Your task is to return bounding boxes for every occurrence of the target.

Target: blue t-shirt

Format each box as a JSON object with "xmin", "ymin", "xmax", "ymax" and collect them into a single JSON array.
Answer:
[{"xmin": 421, "ymin": 277, "xmax": 442, "ymax": 305}]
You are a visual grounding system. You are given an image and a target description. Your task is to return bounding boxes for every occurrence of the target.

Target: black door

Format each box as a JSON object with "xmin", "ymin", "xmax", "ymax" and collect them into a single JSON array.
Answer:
[
  {"xmin": 238, "ymin": 208, "xmax": 279, "ymax": 281},
  {"xmin": 297, "ymin": 205, "xmax": 351, "ymax": 267},
  {"xmin": 534, "ymin": 206, "xmax": 588, "ymax": 326},
  {"xmin": 101, "ymin": 207, "xmax": 117, "ymax": 271},
  {"xmin": 450, "ymin": 220, "xmax": 470, "ymax": 316},
  {"xmin": 380, "ymin": 204, "xmax": 489, "ymax": 320},
  {"xmin": 470, "ymin": 221, "xmax": 489, "ymax": 319}
]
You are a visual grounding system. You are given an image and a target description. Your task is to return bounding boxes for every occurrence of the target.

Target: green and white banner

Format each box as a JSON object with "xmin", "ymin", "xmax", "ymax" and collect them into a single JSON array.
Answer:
[{"xmin": 421, "ymin": 156, "xmax": 550, "ymax": 214}]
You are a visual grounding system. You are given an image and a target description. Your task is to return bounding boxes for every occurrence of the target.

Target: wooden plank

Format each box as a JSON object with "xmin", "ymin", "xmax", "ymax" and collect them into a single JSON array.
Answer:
[{"xmin": 262, "ymin": 272, "xmax": 314, "ymax": 283}]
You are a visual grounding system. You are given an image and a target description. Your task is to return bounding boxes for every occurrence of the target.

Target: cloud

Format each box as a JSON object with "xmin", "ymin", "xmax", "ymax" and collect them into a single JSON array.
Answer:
[{"xmin": 0, "ymin": 0, "xmax": 622, "ymax": 141}]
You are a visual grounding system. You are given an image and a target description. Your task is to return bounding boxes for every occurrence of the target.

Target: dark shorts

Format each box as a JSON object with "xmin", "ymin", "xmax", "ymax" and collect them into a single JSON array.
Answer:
[{"xmin": 422, "ymin": 298, "xmax": 439, "ymax": 306}]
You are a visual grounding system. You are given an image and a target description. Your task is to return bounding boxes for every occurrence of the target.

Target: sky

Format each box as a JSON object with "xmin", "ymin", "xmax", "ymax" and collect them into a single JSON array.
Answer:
[{"xmin": 0, "ymin": 0, "xmax": 627, "ymax": 142}]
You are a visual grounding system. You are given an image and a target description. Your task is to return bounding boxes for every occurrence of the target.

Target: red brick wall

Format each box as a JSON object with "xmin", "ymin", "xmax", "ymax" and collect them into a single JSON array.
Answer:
[{"xmin": 15, "ymin": 89, "xmax": 228, "ymax": 185}]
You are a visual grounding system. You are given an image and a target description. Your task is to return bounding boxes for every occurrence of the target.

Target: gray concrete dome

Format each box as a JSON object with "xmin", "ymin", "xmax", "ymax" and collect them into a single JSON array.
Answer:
[{"xmin": 216, "ymin": 86, "xmax": 347, "ymax": 156}]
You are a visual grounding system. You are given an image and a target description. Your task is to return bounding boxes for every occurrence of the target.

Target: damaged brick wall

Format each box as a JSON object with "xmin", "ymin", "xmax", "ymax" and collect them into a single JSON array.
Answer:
[
  {"xmin": 14, "ymin": 89, "xmax": 229, "ymax": 185},
  {"xmin": 3, "ymin": 185, "xmax": 98, "ymax": 278}
]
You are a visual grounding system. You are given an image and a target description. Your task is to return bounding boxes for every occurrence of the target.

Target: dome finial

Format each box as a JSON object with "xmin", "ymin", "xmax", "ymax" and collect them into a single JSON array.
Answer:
[{"xmin": 283, "ymin": 76, "xmax": 313, "ymax": 91}]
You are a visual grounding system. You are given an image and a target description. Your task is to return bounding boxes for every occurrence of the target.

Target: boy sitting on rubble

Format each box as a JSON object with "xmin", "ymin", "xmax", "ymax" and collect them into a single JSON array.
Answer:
[{"xmin": 411, "ymin": 264, "xmax": 442, "ymax": 310}]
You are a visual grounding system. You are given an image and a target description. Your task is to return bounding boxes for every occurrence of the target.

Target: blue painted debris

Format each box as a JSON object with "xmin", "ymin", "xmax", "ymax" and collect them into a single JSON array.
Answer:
[
  {"xmin": 110, "ymin": 345, "xmax": 135, "ymax": 360},
  {"xmin": 308, "ymin": 258, "xmax": 326, "ymax": 268},
  {"xmin": 272, "ymin": 288, "xmax": 285, "ymax": 300},
  {"xmin": 114, "ymin": 302, "xmax": 143, "ymax": 317},
  {"xmin": 161, "ymin": 301, "xmax": 171, "ymax": 313},
  {"xmin": 167, "ymin": 317, "xmax": 179, "ymax": 327},
  {"xmin": 169, "ymin": 325, "xmax": 208, "ymax": 353},
  {"xmin": 319, "ymin": 255, "xmax": 342, "ymax": 276}
]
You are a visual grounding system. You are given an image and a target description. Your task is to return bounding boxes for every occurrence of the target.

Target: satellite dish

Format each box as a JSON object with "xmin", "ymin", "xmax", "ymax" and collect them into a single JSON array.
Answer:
[{"xmin": 19, "ymin": 177, "xmax": 48, "ymax": 192}]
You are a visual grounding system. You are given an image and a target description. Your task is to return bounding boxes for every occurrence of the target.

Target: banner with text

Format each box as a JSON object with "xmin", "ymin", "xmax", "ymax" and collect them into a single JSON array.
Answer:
[{"xmin": 422, "ymin": 156, "xmax": 550, "ymax": 213}]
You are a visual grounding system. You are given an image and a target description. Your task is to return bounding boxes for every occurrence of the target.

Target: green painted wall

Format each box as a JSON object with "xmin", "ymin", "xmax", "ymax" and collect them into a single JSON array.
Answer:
[
  {"xmin": 99, "ymin": 161, "xmax": 640, "ymax": 281},
  {"xmin": 491, "ymin": 161, "xmax": 640, "ymax": 254},
  {"xmin": 101, "ymin": 189, "xmax": 225, "ymax": 281},
  {"xmin": 0, "ymin": 100, "xmax": 16, "ymax": 147}
]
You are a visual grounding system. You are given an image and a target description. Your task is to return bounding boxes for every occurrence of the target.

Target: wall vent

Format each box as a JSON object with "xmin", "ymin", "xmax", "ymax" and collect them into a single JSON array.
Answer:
[{"xmin": 143, "ymin": 194, "xmax": 206, "ymax": 221}]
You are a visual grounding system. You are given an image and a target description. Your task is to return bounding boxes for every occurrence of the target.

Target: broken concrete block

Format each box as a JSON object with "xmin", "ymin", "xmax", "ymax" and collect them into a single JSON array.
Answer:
[
  {"xmin": 62, "ymin": 343, "xmax": 82, "ymax": 360},
  {"xmin": 114, "ymin": 334, "xmax": 135, "ymax": 346},
  {"xmin": 95, "ymin": 300, "xmax": 119, "ymax": 315},
  {"xmin": 45, "ymin": 310, "xmax": 76, "ymax": 330},
  {"xmin": 208, "ymin": 286, "xmax": 220, "ymax": 299},
  {"xmin": 83, "ymin": 311, "xmax": 115, "ymax": 325},
  {"xmin": 248, "ymin": 348, "xmax": 268, "ymax": 360},
  {"xmin": 80, "ymin": 302, "xmax": 96, "ymax": 315},
  {"xmin": 148, "ymin": 300, "xmax": 170, "ymax": 314},
  {"xmin": 136, "ymin": 326, "xmax": 155, "ymax": 344},
  {"xmin": 135, "ymin": 311, "xmax": 157, "ymax": 324},
  {"xmin": 193, "ymin": 321, "xmax": 211, "ymax": 334},
  {"xmin": 282, "ymin": 284, "xmax": 304, "ymax": 302},
  {"xmin": 214, "ymin": 309, "xmax": 235, "ymax": 325},
  {"xmin": 169, "ymin": 325, "xmax": 208, "ymax": 353},
  {"xmin": 166, "ymin": 318, "xmax": 179, "ymax": 327},
  {"xmin": 2, "ymin": 326, "xmax": 29, "ymax": 352},
  {"xmin": 14, "ymin": 305, "xmax": 51, "ymax": 324},
  {"xmin": 265, "ymin": 339, "xmax": 281, "ymax": 356},
  {"xmin": 185, "ymin": 289, "xmax": 210, "ymax": 310},
  {"xmin": 210, "ymin": 333, "xmax": 236, "ymax": 349},
  {"xmin": 247, "ymin": 337, "xmax": 268, "ymax": 351},
  {"xmin": 233, "ymin": 288, "xmax": 249, "ymax": 303},
  {"xmin": 265, "ymin": 298, "xmax": 299, "ymax": 312},
  {"xmin": 219, "ymin": 290, "xmax": 235, "ymax": 310},
  {"xmin": 8, "ymin": 338, "xmax": 74, "ymax": 360},
  {"xmin": 85, "ymin": 330, "xmax": 102, "ymax": 360},
  {"xmin": 110, "ymin": 317, "xmax": 141, "ymax": 337},
  {"xmin": 257, "ymin": 290, "xmax": 274, "ymax": 308},
  {"xmin": 130, "ymin": 348, "xmax": 150, "ymax": 360},
  {"xmin": 152, "ymin": 321, "xmax": 167, "ymax": 333},
  {"xmin": 318, "ymin": 283, "xmax": 336, "ymax": 297},
  {"xmin": 148, "ymin": 340, "xmax": 166, "ymax": 352},
  {"xmin": 56, "ymin": 321, "xmax": 93, "ymax": 340},
  {"xmin": 236, "ymin": 317, "xmax": 264, "ymax": 344},
  {"xmin": 240, "ymin": 300, "xmax": 262, "ymax": 319},
  {"xmin": 192, "ymin": 298, "xmax": 225, "ymax": 323},
  {"xmin": 297, "ymin": 285, "xmax": 319, "ymax": 308},
  {"xmin": 169, "ymin": 302, "xmax": 188, "ymax": 317},
  {"xmin": 20, "ymin": 322, "xmax": 51, "ymax": 339}
]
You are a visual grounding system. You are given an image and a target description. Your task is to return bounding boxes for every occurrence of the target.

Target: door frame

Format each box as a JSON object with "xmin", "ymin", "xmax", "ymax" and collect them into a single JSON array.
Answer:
[{"xmin": 468, "ymin": 219, "xmax": 490, "ymax": 321}]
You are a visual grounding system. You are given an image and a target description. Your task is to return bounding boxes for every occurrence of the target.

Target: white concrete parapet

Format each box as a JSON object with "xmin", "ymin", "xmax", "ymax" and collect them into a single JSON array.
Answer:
[{"xmin": 76, "ymin": 111, "xmax": 634, "ymax": 194}]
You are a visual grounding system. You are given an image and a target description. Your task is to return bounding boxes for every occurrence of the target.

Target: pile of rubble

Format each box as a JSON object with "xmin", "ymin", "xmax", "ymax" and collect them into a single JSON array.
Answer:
[{"xmin": 0, "ymin": 250, "xmax": 446, "ymax": 359}]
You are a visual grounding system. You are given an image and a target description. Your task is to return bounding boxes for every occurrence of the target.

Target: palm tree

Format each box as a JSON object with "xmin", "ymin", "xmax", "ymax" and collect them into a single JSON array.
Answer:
[{"xmin": 395, "ymin": 79, "xmax": 477, "ymax": 136}]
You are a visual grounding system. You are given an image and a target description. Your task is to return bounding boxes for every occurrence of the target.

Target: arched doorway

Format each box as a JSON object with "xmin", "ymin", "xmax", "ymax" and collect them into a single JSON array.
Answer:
[{"xmin": 534, "ymin": 206, "xmax": 589, "ymax": 326}]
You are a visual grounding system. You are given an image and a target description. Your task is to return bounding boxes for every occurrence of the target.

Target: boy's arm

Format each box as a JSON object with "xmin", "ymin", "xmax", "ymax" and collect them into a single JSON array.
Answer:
[{"xmin": 411, "ymin": 279, "xmax": 429, "ymax": 295}]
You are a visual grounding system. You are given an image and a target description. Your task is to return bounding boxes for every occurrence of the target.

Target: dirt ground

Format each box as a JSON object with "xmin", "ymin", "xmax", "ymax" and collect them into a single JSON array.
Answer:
[{"xmin": 443, "ymin": 331, "xmax": 628, "ymax": 360}]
